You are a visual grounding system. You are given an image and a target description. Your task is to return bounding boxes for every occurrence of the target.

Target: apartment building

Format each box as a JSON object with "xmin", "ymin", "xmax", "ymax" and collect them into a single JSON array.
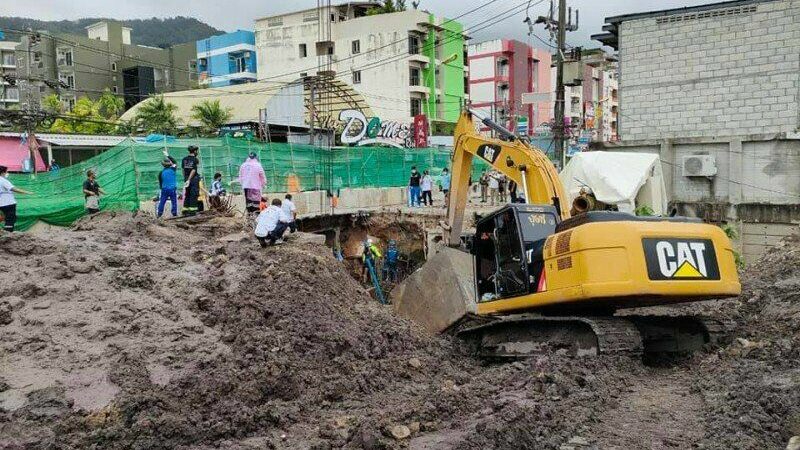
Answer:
[
  {"xmin": 254, "ymin": 3, "xmax": 468, "ymax": 130},
  {"xmin": 467, "ymin": 39, "xmax": 552, "ymax": 134},
  {"xmin": 196, "ymin": 30, "xmax": 257, "ymax": 87},
  {"xmin": 16, "ymin": 21, "xmax": 197, "ymax": 111},
  {"xmin": 0, "ymin": 41, "xmax": 20, "ymax": 109},
  {"xmin": 551, "ymin": 49, "xmax": 619, "ymax": 143}
]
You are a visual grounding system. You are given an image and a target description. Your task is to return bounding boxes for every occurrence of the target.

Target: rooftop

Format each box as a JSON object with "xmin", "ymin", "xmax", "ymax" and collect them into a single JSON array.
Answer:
[{"xmin": 592, "ymin": 0, "xmax": 778, "ymax": 49}]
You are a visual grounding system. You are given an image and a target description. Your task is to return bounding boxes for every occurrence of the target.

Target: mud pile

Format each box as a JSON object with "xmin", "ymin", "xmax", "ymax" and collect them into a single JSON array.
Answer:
[
  {"xmin": 0, "ymin": 212, "xmax": 632, "ymax": 450},
  {"xmin": 691, "ymin": 235, "xmax": 800, "ymax": 449}
]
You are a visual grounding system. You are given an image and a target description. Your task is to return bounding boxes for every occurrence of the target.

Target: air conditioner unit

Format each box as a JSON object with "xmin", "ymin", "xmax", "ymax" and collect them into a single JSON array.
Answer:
[{"xmin": 682, "ymin": 155, "xmax": 717, "ymax": 177}]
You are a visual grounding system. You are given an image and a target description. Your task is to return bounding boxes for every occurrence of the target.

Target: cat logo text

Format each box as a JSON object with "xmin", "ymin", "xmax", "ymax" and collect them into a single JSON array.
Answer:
[{"xmin": 642, "ymin": 238, "xmax": 721, "ymax": 281}]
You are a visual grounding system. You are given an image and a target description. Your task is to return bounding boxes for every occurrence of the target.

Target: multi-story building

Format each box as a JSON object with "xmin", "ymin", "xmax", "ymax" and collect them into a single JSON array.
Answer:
[
  {"xmin": 196, "ymin": 30, "xmax": 257, "ymax": 87},
  {"xmin": 16, "ymin": 20, "xmax": 197, "ymax": 111},
  {"xmin": 0, "ymin": 40, "xmax": 20, "ymax": 109},
  {"xmin": 468, "ymin": 39, "xmax": 552, "ymax": 134},
  {"xmin": 254, "ymin": 3, "xmax": 468, "ymax": 131},
  {"xmin": 591, "ymin": 0, "xmax": 800, "ymax": 260},
  {"xmin": 550, "ymin": 49, "xmax": 619, "ymax": 143}
]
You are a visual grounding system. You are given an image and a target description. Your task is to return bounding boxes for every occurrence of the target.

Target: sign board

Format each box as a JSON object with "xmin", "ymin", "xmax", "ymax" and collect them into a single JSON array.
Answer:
[
  {"xmin": 413, "ymin": 114, "xmax": 428, "ymax": 148},
  {"xmin": 521, "ymin": 92, "xmax": 551, "ymax": 105},
  {"xmin": 339, "ymin": 109, "xmax": 413, "ymax": 148},
  {"xmin": 516, "ymin": 116, "xmax": 528, "ymax": 135}
]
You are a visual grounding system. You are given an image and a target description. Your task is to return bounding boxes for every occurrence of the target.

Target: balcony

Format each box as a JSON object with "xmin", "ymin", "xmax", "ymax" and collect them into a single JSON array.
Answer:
[
  {"xmin": 409, "ymin": 84, "xmax": 429, "ymax": 95},
  {"xmin": 408, "ymin": 53, "xmax": 429, "ymax": 65}
]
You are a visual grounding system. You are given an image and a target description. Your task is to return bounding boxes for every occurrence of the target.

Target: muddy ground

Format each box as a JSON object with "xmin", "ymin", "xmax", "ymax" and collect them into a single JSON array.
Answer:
[{"xmin": 0, "ymin": 212, "xmax": 798, "ymax": 449}]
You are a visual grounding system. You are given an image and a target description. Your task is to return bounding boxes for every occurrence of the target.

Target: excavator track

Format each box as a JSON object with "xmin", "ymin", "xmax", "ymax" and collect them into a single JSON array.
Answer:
[
  {"xmin": 452, "ymin": 314, "xmax": 731, "ymax": 359},
  {"xmin": 453, "ymin": 315, "xmax": 643, "ymax": 359}
]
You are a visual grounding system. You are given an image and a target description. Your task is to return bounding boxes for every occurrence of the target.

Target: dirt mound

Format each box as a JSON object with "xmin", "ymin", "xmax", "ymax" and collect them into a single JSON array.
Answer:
[
  {"xmin": 2, "ymin": 213, "xmax": 798, "ymax": 449},
  {"xmin": 1, "ymin": 213, "xmax": 632, "ymax": 449},
  {"xmin": 689, "ymin": 235, "xmax": 800, "ymax": 449}
]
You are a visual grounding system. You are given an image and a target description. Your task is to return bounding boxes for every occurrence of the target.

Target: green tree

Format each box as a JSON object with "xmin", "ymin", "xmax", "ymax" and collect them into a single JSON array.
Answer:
[
  {"xmin": 190, "ymin": 99, "xmax": 232, "ymax": 136},
  {"xmin": 42, "ymin": 94, "xmax": 63, "ymax": 114},
  {"xmin": 367, "ymin": 0, "xmax": 405, "ymax": 15},
  {"xmin": 133, "ymin": 95, "xmax": 180, "ymax": 134}
]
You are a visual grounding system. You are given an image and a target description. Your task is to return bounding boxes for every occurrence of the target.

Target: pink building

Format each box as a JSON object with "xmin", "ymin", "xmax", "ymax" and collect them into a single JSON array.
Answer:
[{"xmin": 467, "ymin": 39, "xmax": 552, "ymax": 134}]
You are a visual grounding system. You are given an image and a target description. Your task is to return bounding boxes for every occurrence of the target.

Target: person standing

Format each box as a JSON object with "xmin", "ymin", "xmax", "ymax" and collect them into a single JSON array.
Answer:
[
  {"xmin": 440, "ymin": 168, "xmax": 451, "ymax": 207},
  {"xmin": 181, "ymin": 145, "xmax": 201, "ymax": 216},
  {"xmin": 82, "ymin": 170, "xmax": 105, "ymax": 214},
  {"xmin": 479, "ymin": 170, "xmax": 489, "ymax": 203},
  {"xmin": 361, "ymin": 238, "xmax": 382, "ymax": 283},
  {"xmin": 282, "ymin": 193, "xmax": 298, "ymax": 233},
  {"xmin": 157, "ymin": 158, "xmax": 179, "ymax": 218},
  {"xmin": 420, "ymin": 170, "xmax": 433, "ymax": 207},
  {"xmin": 509, "ymin": 179, "xmax": 518, "ymax": 203},
  {"xmin": 254, "ymin": 198, "xmax": 291, "ymax": 247},
  {"xmin": 0, "ymin": 165, "xmax": 33, "ymax": 232},
  {"xmin": 488, "ymin": 171, "xmax": 500, "ymax": 206},
  {"xmin": 239, "ymin": 152, "xmax": 267, "ymax": 214},
  {"xmin": 408, "ymin": 166, "xmax": 421, "ymax": 207},
  {"xmin": 498, "ymin": 175, "xmax": 507, "ymax": 204}
]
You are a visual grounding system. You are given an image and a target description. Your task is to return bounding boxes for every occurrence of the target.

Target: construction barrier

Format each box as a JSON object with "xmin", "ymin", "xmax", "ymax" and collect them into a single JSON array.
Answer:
[{"xmin": 7, "ymin": 137, "xmax": 489, "ymax": 231}]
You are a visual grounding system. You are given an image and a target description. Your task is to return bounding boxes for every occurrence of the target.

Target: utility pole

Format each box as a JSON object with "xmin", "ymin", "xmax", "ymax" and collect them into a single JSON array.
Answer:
[{"xmin": 534, "ymin": 0, "xmax": 578, "ymax": 169}]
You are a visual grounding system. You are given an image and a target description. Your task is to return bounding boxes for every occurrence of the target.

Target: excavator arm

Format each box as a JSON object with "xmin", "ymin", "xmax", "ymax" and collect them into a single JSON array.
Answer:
[{"xmin": 444, "ymin": 109, "xmax": 570, "ymax": 246}]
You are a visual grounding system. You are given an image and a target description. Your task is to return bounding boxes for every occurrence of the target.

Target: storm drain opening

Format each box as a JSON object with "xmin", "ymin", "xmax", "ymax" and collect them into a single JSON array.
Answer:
[{"xmin": 297, "ymin": 211, "xmax": 439, "ymax": 299}]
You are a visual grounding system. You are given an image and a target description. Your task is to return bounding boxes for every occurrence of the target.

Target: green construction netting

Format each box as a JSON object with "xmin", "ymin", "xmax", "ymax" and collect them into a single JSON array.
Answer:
[{"xmin": 7, "ymin": 137, "xmax": 489, "ymax": 231}]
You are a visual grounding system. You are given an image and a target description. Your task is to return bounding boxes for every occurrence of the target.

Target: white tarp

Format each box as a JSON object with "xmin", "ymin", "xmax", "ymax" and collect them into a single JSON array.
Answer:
[{"xmin": 559, "ymin": 151, "xmax": 668, "ymax": 215}]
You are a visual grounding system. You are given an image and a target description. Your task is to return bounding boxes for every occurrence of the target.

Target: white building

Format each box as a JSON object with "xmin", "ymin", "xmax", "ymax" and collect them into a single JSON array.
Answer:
[
  {"xmin": 254, "ymin": 2, "xmax": 468, "ymax": 127},
  {"xmin": 0, "ymin": 41, "xmax": 19, "ymax": 109}
]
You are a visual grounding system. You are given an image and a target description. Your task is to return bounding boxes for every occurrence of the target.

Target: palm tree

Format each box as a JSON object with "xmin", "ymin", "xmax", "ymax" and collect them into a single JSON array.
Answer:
[
  {"xmin": 134, "ymin": 95, "xmax": 180, "ymax": 135},
  {"xmin": 190, "ymin": 99, "xmax": 233, "ymax": 136}
]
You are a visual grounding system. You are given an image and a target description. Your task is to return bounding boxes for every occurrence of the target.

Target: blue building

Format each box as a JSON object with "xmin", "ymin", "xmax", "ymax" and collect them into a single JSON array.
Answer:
[{"xmin": 196, "ymin": 30, "xmax": 257, "ymax": 87}]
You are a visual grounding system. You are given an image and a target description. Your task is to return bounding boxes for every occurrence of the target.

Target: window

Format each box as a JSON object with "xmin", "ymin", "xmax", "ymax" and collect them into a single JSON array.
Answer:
[
  {"xmin": 351, "ymin": 40, "xmax": 361, "ymax": 55},
  {"xmin": 409, "ymin": 67, "xmax": 420, "ymax": 86},
  {"xmin": 111, "ymin": 62, "xmax": 117, "ymax": 72},
  {"xmin": 1, "ymin": 52, "xmax": 14, "ymax": 66},
  {"xmin": 57, "ymin": 48, "xmax": 73, "ymax": 67},
  {"xmin": 352, "ymin": 70, "xmax": 361, "ymax": 84},
  {"xmin": 61, "ymin": 96, "xmax": 75, "ymax": 112},
  {"xmin": 33, "ymin": 51, "xmax": 41, "ymax": 63},
  {"xmin": 4, "ymin": 86, "xmax": 19, "ymax": 100},
  {"xmin": 112, "ymin": 86, "xmax": 118, "ymax": 93},
  {"xmin": 408, "ymin": 36, "xmax": 420, "ymax": 55},
  {"xmin": 300, "ymin": 72, "xmax": 307, "ymax": 78},
  {"xmin": 299, "ymin": 44, "xmax": 307, "ymax": 58},
  {"xmin": 330, "ymin": 13, "xmax": 336, "ymax": 22},
  {"xmin": 327, "ymin": 45, "xmax": 334, "ymax": 55},
  {"xmin": 267, "ymin": 16, "xmax": 284, "ymax": 27},
  {"xmin": 410, "ymin": 98, "xmax": 422, "ymax": 116},
  {"xmin": 302, "ymin": 12, "xmax": 317, "ymax": 23},
  {"xmin": 233, "ymin": 54, "xmax": 247, "ymax": 73},
  {"xmin": 58, "ymin": 73, "xmax": 75, "ymax": 88}
]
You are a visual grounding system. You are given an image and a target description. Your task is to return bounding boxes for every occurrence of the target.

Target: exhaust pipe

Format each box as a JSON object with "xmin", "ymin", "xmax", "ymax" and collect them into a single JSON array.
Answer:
[{"xmin": 570, "ymin": 194, "xmax": 595, "ymax": 216}]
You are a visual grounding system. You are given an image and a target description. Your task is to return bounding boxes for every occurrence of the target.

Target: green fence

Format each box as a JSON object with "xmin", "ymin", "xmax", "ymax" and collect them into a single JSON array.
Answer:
[{"xmin": 7, "ymin": 137, "xmax": 489, "ymax": 231}]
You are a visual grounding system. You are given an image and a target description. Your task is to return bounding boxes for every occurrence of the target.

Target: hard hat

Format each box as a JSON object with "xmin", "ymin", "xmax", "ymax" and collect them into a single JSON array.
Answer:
[{"xmin": 367, "ymin": 238, "xmax": 374, "ymax": 245}]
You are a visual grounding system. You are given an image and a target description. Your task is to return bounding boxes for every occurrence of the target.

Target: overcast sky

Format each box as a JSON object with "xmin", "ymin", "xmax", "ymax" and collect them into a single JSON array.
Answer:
[{"xmin": 1, "ymin": 0, "xmax": 713, "ymax": 48}]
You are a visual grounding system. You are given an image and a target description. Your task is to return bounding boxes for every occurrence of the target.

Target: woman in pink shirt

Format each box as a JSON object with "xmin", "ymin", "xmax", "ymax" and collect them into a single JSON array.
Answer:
[{"xmin": 238, "ymin": 152, "xmax": 267, "ymax": 213}]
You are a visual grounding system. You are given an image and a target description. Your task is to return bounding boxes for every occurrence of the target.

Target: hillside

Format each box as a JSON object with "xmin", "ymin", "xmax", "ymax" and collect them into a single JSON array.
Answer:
[{"xmin": 0, "ymin": 16, "xmax": 223, "ymax": 48}]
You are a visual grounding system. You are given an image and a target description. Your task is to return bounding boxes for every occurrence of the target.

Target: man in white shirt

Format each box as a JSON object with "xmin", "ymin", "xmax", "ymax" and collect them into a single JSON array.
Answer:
[
  {"xmin": 488, "ymin": 171, "xmax": 500, "ymax": 206},
  {"xmin": 0, "ymin": 165, "xmax": 34, "ymax": 232},
  {"xmin": 255, "ymin": 198, "xmax": 291, "ymax": 246},
  {"xmin": 420, "ymin": 170, "xmax": 434, "ymax": 207},
  {"xmin": 281, "ymin": 194, "xmax": 298, "ymax": 233}
]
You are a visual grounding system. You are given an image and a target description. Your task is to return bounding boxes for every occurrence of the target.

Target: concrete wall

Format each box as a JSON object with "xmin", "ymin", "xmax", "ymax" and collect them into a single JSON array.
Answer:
[
  {"xmin": 598, "ymin": 135, "xmax": 800, "ymax": 259},
  {"xmin": 139, "ymin": 186, "xmax": 410, "ymax": 218},
  {"xmin": 618, "ymin": 0, "xmax": 800, "ymax": 141}
]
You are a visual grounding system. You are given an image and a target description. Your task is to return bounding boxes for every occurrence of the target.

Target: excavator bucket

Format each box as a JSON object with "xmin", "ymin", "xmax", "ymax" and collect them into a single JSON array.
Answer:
[{"xmin": 391, "ymin": 247, "xmax": 476, "ymax": 333}]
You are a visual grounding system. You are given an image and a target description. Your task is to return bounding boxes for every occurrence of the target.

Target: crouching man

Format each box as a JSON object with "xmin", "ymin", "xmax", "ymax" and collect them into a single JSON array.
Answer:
[{"xmin": 255, "ymin": 198, "xmax": 291, "ymax": 247}]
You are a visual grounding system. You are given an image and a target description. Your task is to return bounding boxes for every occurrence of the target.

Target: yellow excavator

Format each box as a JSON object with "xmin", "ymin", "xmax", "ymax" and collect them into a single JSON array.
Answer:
[{"xmin": 392, "ymin": 109, "xmax": 741, "ymax": 357}]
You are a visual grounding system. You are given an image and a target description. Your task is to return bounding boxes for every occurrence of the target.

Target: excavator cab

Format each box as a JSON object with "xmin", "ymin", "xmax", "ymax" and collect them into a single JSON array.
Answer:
[{"xmin": 474, "ymin": 204, "xmax": 560, "ymax": 302}]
